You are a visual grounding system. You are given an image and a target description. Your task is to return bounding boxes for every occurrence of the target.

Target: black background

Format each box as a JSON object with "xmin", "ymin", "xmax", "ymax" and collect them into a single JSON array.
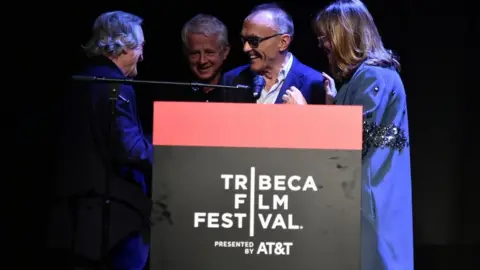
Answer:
[{"xmin": 12, "ymin": 0, "xmax": 477, "ymax": 268}]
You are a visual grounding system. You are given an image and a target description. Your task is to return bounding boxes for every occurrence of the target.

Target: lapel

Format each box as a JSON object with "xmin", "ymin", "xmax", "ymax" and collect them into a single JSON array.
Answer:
[{"xmin": 274, "ymin": 56, "xmax": 305, "ymax": 104}]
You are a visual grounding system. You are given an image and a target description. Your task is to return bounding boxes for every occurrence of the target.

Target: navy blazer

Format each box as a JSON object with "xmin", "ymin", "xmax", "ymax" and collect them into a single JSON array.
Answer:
[
  {"xmin": 222, "ymin": 55, "xmax": 326, "ymax": 104},
  {"xmin": 49, "ymin": 57, "xmax": 152, "ymax": 261}
]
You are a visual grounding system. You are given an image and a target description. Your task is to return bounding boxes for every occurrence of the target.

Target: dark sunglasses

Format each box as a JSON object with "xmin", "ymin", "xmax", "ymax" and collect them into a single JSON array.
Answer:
[{"xmin": 240, "ymin": 33, "xmax": 285, "ymax": 48}]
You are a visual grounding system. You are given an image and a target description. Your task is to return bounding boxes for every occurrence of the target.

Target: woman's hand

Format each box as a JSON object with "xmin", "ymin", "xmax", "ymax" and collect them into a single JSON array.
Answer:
[
  {"xmin": 282, "ymin": 86, "xmax": 308, "ymax": 105},
  {"xmin": 322, "ymin": 72, "xmax": 337, "ymax": 104}
]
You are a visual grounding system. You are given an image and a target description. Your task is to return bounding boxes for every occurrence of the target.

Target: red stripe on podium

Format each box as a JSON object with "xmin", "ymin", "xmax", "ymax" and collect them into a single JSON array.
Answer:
[{"xmin": 153, "ymin": 102, "xmax": 362, "ymax": 150}]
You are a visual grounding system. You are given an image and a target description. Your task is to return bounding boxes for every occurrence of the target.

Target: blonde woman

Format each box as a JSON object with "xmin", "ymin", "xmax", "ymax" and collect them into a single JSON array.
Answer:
[{"xmin": 283, "ymin": 1, "xmax": 413, "ymax": 269}]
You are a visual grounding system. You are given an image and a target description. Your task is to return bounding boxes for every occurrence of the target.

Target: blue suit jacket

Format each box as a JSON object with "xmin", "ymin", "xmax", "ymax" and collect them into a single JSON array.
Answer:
[
  {"xmin": 222, "ymin": 55, "xmax": 326, "ymax": 104},
  {"xmin": 335, "ymin": 62, "xmax": 413, "ymax": 270},
  {"xmin": 49, "ymin": 57, "xmax": 152, "ymax": 262}
]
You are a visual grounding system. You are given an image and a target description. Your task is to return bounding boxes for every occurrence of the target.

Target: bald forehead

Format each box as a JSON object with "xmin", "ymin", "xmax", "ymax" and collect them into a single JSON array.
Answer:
[{"xmin": 245, "ymin": 11, "xmax": 279, "ymax": 31}]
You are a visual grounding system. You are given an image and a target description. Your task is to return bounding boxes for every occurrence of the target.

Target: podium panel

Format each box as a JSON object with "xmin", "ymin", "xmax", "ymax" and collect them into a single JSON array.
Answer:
[{"xmin": 151, "ymin": 102, "xmax": 363, "ymax": 270}]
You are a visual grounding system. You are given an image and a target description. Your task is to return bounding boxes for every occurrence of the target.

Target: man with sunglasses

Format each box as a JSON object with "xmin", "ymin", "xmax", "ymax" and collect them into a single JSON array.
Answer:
[{"xmin": 222, "ymin": 3, "xmax": 326, "ymax": 104}]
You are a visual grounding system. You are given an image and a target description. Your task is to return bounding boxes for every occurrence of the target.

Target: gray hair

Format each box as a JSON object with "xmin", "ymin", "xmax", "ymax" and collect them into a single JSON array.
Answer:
[
  {"xmin": 83, "ymin": 11, "xmax": 143, "ymax": 58},
  {"xmin": 181, "ymin": 14, "xmax": 229, "ymax": 48},
  {"xmin": 247, "ymin": 3, "xmax": 295, "ymax": 38}
]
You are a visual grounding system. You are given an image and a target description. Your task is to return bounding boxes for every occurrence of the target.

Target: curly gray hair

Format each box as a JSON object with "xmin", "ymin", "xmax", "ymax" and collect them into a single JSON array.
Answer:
[{"xmin": 83, "ymin": 11, "xmax": 143, "ymax": 58}]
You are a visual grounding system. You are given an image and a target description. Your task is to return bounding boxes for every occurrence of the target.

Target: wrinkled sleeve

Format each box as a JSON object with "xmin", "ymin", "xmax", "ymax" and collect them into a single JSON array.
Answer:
[
  {"xmin": 351, "ymin": 67, "xmax": 409, "ymax": 157},
  {"xmin": 351, "ymin": 68, "xmax": 387, "ymax": 114},
  {"xmin": 111, "ymin": 84, "xmax": 153, "ymax": 171}
]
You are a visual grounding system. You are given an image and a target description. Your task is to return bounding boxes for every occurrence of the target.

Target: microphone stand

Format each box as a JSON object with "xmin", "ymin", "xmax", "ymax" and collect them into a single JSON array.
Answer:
[
  {"xmin": 70, "ymin": 75, "xmax": 252, "ymax": 269},
  {"xmin": 72, "ymin": 75, "xmax": 251, "ymax": 90},
  {"xmin": 99, "ymin": 82, "xmax": 119, "ymax": 269}
]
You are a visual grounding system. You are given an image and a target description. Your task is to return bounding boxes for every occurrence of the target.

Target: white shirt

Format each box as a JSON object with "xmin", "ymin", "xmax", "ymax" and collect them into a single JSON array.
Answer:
[{"xmin": 256, "ymin": 52, "xmax": 294, "ymax": 104}]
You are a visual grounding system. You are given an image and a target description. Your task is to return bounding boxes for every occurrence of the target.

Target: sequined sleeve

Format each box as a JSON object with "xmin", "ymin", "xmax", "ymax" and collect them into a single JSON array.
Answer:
[
  {"xmin": 349, "ymin": 66, "xmax": 410, "ymax": 157},
  {"xmin": 362, "ymin": 121, "xmax": 408, "ymax": 157}
]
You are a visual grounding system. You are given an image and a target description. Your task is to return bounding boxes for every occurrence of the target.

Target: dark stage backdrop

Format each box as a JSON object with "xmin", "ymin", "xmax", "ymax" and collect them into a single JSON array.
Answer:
[{"xmin": 14, "ymin": 0, "xmax": 475, "ymax": 268}]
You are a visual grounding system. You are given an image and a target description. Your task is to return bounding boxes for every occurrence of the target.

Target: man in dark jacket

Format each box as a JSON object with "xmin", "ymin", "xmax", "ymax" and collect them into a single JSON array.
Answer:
[{"xmin": 48, "ymin": 11, "xmax": 152, "ymax": 269}]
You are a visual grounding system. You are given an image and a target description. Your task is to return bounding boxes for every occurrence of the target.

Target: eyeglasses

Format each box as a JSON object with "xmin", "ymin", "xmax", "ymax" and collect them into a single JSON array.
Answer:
[
  {"xmin": 240, "ymin": 33, "xmax": 285, "ymax": 48},
  {"xmin": 317, "ymin": 36, "xmax": 326, "ymax": 48}
]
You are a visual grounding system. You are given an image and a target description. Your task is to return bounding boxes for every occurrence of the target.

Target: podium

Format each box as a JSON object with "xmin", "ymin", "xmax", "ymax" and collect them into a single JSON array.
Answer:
[{"xmin": 150, "ymin": 102, "xmax": 363, "ymax": 270}]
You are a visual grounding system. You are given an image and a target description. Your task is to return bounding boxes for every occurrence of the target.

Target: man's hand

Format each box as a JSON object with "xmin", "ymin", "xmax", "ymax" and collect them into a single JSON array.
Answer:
[{"xmin": 282, "ymin": 86, "xmax": 308, "ymax": 105}]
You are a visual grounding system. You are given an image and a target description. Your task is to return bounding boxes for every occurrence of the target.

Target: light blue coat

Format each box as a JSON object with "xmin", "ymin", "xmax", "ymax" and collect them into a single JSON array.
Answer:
[{"xmin": 335, "ymin": 62, "xmax": 414, "ymax": 270}]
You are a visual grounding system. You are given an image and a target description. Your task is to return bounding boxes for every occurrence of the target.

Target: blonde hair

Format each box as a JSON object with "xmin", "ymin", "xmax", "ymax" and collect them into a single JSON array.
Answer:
[{"xmin": 314, "ymin": 0, "xmax": 400, "ymax": 80}]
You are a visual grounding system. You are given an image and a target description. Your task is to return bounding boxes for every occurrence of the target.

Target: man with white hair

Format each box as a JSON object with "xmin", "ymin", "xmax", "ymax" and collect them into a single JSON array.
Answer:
[
  {"xmin": 49, "ymin": 10, "xmax": 152, "ymax": 270},
  {"xmin": 180, "ymin": 14, "xmax": 232, "ymax": 102},
  {"xmin": 222, "ymin": 3, "xmax": 326, "ymax": 104}
]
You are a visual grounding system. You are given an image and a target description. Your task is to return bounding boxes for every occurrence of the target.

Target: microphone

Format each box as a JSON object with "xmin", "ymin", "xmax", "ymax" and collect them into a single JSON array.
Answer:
[{"xmin": 252, "ymin": 75, "xmax": 265, "ymax": 100}]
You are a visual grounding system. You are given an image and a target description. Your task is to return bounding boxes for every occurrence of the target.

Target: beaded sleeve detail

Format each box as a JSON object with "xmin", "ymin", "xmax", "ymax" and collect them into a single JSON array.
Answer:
[{"xmin": 362, "ymin": 121, "xmax": 408, "ymax": 157}]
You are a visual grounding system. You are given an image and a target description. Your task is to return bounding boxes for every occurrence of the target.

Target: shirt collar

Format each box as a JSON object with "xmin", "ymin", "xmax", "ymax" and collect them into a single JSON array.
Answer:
[{"xmin": 277, "ymin": 52, "xmax": 293, "ymax": 82}]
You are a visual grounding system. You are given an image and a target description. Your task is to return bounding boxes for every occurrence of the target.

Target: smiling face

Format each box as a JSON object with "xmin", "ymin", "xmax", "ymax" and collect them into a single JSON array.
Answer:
[
  {"xmin": 240, "ymin": 12, "xmax": 290, "ymax": 74},
  {"xmin": 185, "ymin": 32, "xmax": 230, "ymax": 83},
  {"xmin": 313, "ymin": 0, "xmax": 395, "ymax": 79}
]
